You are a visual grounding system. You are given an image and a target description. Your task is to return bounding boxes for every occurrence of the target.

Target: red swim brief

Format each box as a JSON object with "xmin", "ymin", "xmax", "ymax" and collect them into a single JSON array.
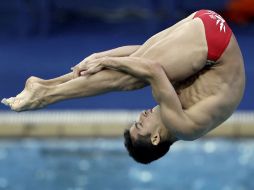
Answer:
[{"xmin": 194, "ymin": 10, "xmax": 232, "ymax": 63}]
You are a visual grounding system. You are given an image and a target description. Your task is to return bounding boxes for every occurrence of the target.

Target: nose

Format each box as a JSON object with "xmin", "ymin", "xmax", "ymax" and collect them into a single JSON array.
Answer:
[{"xmin": 142, "ymin": 109, "xmax": 152, "ymax": 117}]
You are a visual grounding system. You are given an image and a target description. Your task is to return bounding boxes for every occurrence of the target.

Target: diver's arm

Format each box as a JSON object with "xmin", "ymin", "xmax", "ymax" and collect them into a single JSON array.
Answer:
[
  {"xmin": 78, "ymin": 57, "xmax": 192, "ymax": 139},
  {"xmin": 78, "ymin": 56, "xmax": 155, "ymax": 78},
  {"xmin": 77, "ymin": 56, "xmax": 224, "ymax": 140},
  {"xmin": 145, "ymin": 64, "xmax": 201, "ymax": 140},
  {"xmin": 73, "ymin": 46, "xmax": 141, "ymax": 77},
  {"xmin": 146, "ymin": 64, "xmax": 228, "ymax": 140},
  {"xmin": 96, "ymin": 57, "xmax": 218, "ymax": 140}
]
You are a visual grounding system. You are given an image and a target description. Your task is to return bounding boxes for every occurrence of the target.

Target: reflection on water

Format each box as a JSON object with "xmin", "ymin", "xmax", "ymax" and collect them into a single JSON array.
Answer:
[{"xmin": 0, "ymin": 138, "xmax": 253, "ymax": 190}]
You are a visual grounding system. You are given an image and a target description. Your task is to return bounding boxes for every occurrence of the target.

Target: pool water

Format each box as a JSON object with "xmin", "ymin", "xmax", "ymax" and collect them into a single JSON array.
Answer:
[{"xmin": 0, "ymin": 138, "xmax": 253, "ymax": 190}]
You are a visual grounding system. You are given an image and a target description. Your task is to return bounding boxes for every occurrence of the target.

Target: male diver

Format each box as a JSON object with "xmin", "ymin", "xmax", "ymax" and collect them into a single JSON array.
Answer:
[{"xmin": 2, "ymin": 10, "xmax": 245, "ymax": 164}]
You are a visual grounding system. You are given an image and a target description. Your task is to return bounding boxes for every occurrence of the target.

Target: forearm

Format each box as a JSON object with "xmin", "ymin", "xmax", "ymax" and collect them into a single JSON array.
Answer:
[
  {"xmin": 147, "ymin": 64, "xmax": 198, "ymax": 138},
  {"xmin": 101, "ymin": 57, "xmax": 155, "ymax": 80},
  {"xmin": 96, "ymin": 57, "xmax": 180, "ymax": 106},
  {"xmin": 74, "ymin": 47, "xmax": 142, "ymax": 77},
  {"xmin": 147, "ymin": 64, "xmax": 182, "ymax": 111}
]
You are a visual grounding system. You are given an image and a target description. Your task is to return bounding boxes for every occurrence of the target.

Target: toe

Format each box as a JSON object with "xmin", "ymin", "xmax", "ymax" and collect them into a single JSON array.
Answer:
[
  {"xmin": 1, "ymin": 98, "xmax": 9, "ymax": 106},
  {"xmin": 7, "ymin": 97, "xmax": 15, "ymax": 105},
  {"xmin": 1, "ymin": 97, "xmax": 15, "ymax": 107},
  {"xmin": 10, "ymin": 99, "xmax": 23, "ymax": 112}
]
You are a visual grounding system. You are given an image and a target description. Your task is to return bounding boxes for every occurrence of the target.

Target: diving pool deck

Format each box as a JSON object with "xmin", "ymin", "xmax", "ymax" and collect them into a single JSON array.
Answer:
[{"xmin": 0, "ymin": 111, "xmax": 253, "ymax": 138}]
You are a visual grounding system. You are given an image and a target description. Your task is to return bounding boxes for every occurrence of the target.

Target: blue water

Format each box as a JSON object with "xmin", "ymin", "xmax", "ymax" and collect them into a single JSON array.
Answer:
[{"xmin": 0, "ymin": 138, "xmax": 253, "ymax": 190}]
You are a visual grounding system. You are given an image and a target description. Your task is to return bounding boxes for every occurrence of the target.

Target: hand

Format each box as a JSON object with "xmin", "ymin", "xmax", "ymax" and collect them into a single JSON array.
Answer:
[
  {"xmin": 80, "ymin": 58, "xmax": 106, "ymax": 76},
  {"xmin": 72, "ymin": 53, "xmax": 100, "ymax": 78},
  {"xmin": 73, "ymin": 57, "xmax": 108, "ymax": 77}
]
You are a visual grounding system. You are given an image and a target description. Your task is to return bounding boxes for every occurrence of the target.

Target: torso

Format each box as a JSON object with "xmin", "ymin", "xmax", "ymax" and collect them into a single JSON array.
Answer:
[
  {"xmin": 176, "ymin": 34, "xmax": 245, "ymax": 112},
  {"xmin": 134, "ymin": 15, "xmax": 245, "ymax": 129}
]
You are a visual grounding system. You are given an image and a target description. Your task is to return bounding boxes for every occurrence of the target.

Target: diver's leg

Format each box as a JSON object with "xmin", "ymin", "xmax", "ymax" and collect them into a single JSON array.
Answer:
[
  {"xmin": 30, "ymin": 72, "xmax": 73, "ymax": 86},
  {"xmin": 131, "ymin": 12, "xmax": 196, "ymax": 57},
  {"xmin": 2, "ymin": 70, "xmax": 147, "ymax": 111},
  {"xmin": 26, "ymin": 12, "xmax": 196, "ymax": 86}
]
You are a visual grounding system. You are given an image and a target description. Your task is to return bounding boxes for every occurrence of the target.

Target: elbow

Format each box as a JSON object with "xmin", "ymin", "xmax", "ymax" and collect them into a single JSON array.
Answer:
[
  {"xmin": 146, "ymin": 61, "xmax": 164, "ymax": 79},
  {"xmin": 149, "ymin": 61, "xmax": 162, "ymax": 72}
]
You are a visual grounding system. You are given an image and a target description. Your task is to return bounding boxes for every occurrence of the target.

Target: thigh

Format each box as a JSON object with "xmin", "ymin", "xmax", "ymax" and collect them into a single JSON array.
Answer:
[
  {"xmin": 133, "ymin": 18, "xmax": 208, "ymax": 82},
  {"xmin": 131, "ymin": 12, "xmax": 197, "ymax": 57}
]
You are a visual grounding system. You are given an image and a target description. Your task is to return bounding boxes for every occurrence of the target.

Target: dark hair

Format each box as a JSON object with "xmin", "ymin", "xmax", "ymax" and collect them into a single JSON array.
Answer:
[{"xmin": 123, "ymin": 129, "xmax": 175, "ymax": 164}]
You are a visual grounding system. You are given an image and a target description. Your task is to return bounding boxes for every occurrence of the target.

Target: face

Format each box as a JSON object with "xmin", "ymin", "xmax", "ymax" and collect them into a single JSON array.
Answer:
[{"xmin": 129, "ymin": 106, "xmax": 161, "ymax": 141}]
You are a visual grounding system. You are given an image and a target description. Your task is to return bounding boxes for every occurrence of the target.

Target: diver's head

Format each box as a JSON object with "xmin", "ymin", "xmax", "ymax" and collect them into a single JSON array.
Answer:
[{"xmin": 124, "ymin": 106, "xmax": 177, "ymax": 164}]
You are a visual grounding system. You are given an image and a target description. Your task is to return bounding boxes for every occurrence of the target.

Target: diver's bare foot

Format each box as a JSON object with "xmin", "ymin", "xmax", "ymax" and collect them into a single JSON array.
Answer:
[
  {"xmin": 1, "ymin": 77, "xmax": 50, "ymax": 112},
  {"xmin": 24, "ymin": 76, "xmax": 58, "ymax": 86},
  {"xmin": 26, "ymin": 76, "xmax": 48, "ymax": 85},
  {"xmin": 27, "ymin": 75, "xmax": 71, "ymax": 86}
]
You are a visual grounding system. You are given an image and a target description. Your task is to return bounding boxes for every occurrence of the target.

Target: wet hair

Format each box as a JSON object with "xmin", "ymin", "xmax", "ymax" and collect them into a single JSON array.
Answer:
[{"xmin": 123, "ymin": 129, "xmax": 175, "ymax": 164}]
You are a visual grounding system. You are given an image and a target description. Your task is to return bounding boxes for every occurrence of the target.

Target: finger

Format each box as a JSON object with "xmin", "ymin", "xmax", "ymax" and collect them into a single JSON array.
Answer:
[
  {"xmin": 81, "ymin": 56, "xmax": 92, "ymax": 63},
  {"xmin": 85, "ymin": 66, "xmax": 102, "ymax": 75},
  {"xmin": 79, "ymin": 68, "xmax": 93, "ymax": 76},
  {"xmin": 73, "ymin": 68, "xmax": 81, "ymax": 78},
  {"xmin": 85, "ymin": 58, "xmax": 101, "ymax": 65},
  {"xmin": 79, "ymin": 68, "xmax": 92, "ymax": 76},
  {"xmin": 80, "ymin": 71, "xmax": 87, "ymax": 76},
  {"xmin": 84, "ymin": 53, "xmax": 98, "ymax": 62}
]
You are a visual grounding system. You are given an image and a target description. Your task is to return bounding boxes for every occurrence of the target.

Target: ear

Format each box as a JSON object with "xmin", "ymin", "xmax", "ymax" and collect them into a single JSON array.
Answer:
[{"xmin": 151, "ymin": 131, "xmax": 160, "ymax": 146}]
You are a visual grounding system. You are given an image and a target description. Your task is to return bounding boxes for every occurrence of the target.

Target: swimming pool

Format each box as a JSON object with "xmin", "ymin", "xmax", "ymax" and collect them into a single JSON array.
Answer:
[{"xmin": 0, "ymin": 138, "xmax": 253, "ymax": 190}]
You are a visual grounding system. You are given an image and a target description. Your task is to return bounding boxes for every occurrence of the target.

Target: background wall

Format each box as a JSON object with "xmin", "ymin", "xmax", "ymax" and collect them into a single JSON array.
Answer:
[{"xmin": 0, "ymin": 0, "xmax": 253, "ymax": 111}]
